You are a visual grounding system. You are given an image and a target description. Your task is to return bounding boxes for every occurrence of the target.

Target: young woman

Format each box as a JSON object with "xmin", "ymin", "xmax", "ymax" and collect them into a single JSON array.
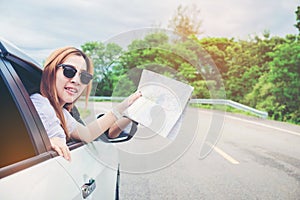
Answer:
[{"xmin": 30, "ymin": 46, "xmax": 141, "ymax": 161}]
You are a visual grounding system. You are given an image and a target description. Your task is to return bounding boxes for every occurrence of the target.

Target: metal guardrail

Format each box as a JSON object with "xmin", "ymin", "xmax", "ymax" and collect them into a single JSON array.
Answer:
[
  {"xmin": 189, "ymin": 99, "xmax": 268, "ymax": 119},
  {"xmin": 89, "ymin": 96, "xmax": 125, "ymax": 101},
  {"xmin": 88, "ymin": 96, "xmax": 268, "ymax": 119}
]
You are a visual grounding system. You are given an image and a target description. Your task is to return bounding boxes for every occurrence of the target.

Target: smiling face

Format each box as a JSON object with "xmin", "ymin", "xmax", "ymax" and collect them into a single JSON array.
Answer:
[{"xmin": 56, "ymin": 55, "xmax": 88, "ymax": 106}]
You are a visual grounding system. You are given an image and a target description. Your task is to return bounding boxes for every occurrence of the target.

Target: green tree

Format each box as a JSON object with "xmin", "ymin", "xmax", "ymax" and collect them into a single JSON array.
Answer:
[
  {"xmin": 224, "ymin": 34, "xmax": 286, "ymax": 103},
  {"xmin": 81, "ymin": 41, "xmax": 123, "ymax": 96},
  {"xmin": 198, "ymin": 37, "xmax": 234, "ymax": 76},
  {"xmin": 124, "ymin": 32, "xmax": 229, "ymax": 98},
  {"xmin": 120, "ymin": 32, "xmax": 171, "ymax": 69},
  {"xmin": 225, "ymin": 39, "xmax": 258, "ymax": 102},
  {"xmin": 246, "ymin": 40, "xmax": 300, "ymax": 124},
  {"xmin": 117, "ymin": 32, "xmax": 212, "ymax": 97}
]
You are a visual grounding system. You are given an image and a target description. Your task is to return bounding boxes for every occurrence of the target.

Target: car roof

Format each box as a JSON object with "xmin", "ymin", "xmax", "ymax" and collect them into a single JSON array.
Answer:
[
  {"xmin": 0, "ymin": 38, "xmax": 42, "ymax": 94},
  {"xmin": 0, "ymin": 38, "xmax": 42, "ymax": 70}
]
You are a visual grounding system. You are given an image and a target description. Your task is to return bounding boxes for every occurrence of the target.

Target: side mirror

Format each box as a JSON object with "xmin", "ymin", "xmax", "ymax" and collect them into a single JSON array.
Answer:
[{"xmin": 95, "ymin": 114, "xmax": 138, "ymax": 143}]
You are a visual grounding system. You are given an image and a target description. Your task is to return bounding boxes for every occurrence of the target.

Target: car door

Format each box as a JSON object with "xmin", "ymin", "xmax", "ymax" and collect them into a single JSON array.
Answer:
[
  {"xmin": 0, "ymin": 61, "xmax": 82, "ymax": 200},
  {"xmin": 0, "ymin": 39, "xmax": 120, "ymax": 200},
  {"xmin": 55, "ymin": 141, "xmax": 119, "ymax": 199}
]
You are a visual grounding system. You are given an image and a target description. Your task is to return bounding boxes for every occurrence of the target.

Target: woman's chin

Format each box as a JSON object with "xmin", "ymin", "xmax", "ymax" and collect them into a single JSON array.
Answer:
[{"xmin": 61, "ymin": 97, "xmax": 77, "ymax": 105}]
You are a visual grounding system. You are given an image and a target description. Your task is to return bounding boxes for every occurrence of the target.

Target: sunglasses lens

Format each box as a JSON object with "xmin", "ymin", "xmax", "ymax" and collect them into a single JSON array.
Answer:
[
  {"xmin": 58, "ymin": 64, "xmax": 92, "ymax": 84},
  {"xmin": 63, "ymin": 66, "xmax": 77, "ymax": 78},
  {"xmin": 80, "ymin": 72, "xmax": 93, "ymax": 84}
]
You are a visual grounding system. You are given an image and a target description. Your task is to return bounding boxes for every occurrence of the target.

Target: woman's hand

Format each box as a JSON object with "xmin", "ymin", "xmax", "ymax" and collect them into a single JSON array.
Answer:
[
  {"xmin": 127, "ymin": 90, "xmax": 142, "ymax": 105},
  {"xmin": 71, "ymin": 91, "xmax": 142, "ymax": 144},
  {"xmin": 112, "ymin": 91, "xmax": 142, "ymax": 119},
  {"xmin": 50, "ymin": 137, "xmax": 71, "ymax": 161}
]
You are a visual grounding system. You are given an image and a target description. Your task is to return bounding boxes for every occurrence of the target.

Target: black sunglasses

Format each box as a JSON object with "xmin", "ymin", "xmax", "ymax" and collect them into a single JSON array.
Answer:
[{"xmin": 57, "ymin": 64, "xmax": 93, "ymax": 85}]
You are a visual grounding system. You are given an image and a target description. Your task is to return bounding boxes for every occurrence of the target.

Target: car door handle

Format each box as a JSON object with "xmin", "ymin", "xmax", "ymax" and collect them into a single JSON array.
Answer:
[{"xmin": 81, "ymin": 178, "xmax": 96, "ymax": 199}]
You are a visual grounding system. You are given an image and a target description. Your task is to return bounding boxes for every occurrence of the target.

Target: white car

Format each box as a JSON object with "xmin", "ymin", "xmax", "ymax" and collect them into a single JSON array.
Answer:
[{"xmin": 0, "ymin": 39, "xmax": 137, "ymax": 200}]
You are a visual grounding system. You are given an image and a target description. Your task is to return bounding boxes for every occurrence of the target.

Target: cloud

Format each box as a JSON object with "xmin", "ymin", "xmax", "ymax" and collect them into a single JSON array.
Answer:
[
  {"xmin": 198, "ymin": 0, "xmax": 298, "ymax": 38},
  {"xmin": 0, "ymin": 0, "xmax": 298, "ymax": 63}
]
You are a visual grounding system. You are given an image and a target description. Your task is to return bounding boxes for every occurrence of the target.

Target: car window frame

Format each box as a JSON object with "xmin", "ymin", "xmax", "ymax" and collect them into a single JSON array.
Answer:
[
  {"xmin": 0, "ymin": 42, "xmax": 89, "ymax": 178},
  {"xmin": 0, "ymin": 59, "xmax": 54, "ymax": 178},
  {"xmin": 4, "ymin": 50, "xmax": 86, "ymax": 145}
]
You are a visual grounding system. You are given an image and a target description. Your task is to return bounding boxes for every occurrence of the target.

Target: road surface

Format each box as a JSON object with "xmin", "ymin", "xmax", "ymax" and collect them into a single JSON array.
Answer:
[{"xmin": 79, "ymin": 102, "xmax": 300, "ymax": 199}]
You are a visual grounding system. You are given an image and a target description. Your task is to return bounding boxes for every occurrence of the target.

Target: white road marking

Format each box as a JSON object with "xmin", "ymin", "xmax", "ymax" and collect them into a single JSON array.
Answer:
[
  {"xmin": 206, "ymin": 142, "xmax": 239, "ymax": 164},
  {"xmin": 213, "ymin": 146, "xmax": 240, "ymax": 165}
]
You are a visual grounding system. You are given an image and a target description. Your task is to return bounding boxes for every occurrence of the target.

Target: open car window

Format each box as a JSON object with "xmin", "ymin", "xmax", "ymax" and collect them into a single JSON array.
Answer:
[
  {"xmin": 0, "ymin": 73, "xmax": 36, "ymax": 168},
  {"xmin": 9, "ymin": 60, "xmax": 85, "ymax": 149},
  {"xmin": 4, "ymin": 44, "xmax": 136, "ymax": 148}
]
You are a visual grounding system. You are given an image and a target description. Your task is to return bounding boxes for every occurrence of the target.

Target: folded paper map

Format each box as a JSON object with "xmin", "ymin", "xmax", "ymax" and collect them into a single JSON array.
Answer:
[{"xmin": 125, "ymin": 69, "xmax": 194, "ymax": 140}]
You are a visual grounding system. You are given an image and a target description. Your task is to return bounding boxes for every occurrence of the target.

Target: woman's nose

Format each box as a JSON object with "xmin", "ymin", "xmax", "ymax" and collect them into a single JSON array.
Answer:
[{"xmin": 70, "ymin": 72, "xmax": 81, "ymax": 84}]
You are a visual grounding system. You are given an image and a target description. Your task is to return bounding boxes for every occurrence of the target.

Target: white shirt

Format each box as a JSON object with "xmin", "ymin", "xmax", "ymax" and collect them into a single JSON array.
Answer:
[{"xmin": 30, "ymin": 93, "xmax": 77, "ymax": 141}]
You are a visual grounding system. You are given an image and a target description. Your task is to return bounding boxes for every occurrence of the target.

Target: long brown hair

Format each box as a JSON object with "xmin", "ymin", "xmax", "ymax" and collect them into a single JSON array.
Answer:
[{"xmin": 40, "ymin": 47, "xmax": 94, "ymax": 138}]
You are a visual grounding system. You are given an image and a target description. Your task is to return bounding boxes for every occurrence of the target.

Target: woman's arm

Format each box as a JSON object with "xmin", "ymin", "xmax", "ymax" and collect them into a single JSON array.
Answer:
[
  {"xmin": 71, "ymin": 111, "xmax": 117, "ymax": 143},
  {"xmin": 71, "ymin": 91, "xmax": 141, "ymax": 143},
  {"xmin": 108, "ymin": 117, "xmax": 132, "ymax": 138}
]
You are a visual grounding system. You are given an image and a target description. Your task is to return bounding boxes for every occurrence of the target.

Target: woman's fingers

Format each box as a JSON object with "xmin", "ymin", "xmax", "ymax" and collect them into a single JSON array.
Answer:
[
  {"xmin": 51, "ymin": 143, "xmax": 63, "ymax": 157},
  {"xmin": 113, "ymin": 91, "xmax": 142, "ymax": 119},
  {"xmin": 50, "ymin": 137, "xmax": 71, "ymax": 161},
  {"xmin": 128, "ymin": 91, "xmax": 142, "ymax": 105},
  {"xmin": 61, "ymin": 146, "xmax": 71, "ymax": 161}
]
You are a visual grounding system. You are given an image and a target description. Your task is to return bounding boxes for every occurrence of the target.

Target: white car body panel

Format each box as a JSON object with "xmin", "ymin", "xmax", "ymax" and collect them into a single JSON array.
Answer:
[
  {"xmin": 57, "ymin": 141, "xmax": 119, "ymax": 200},
  {"xmin": 0, "ymin": 159, "xmax": 80, "ymax": 200},
  {"xmin": 0, "ymin": 38, "xmax": 130, "ymax": 200},
  {"xmin": 0, "ymin": 141, "xmax": 119, "ymax": 200}
]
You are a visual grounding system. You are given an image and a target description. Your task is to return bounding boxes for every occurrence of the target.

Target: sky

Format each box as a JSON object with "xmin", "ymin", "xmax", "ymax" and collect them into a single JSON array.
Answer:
[{"xmin": 0, "ymin": 0, "xmax": 299, "ymax": 63}]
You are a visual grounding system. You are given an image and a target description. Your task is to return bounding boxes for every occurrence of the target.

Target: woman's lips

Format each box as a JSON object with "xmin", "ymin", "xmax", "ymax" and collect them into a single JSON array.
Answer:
[{"xmin": 64, "ymin": 87, "xmax": 78, "ymax": 95}]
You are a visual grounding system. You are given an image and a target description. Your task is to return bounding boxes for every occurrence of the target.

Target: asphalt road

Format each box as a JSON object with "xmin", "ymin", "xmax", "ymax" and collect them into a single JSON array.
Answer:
[
  {"xmin": 79, "ymin": 102, "xmax": 300, "ymax": 199},
  {"xmin": 117, "ymin": 107, "xmax": 300, "ymax": 200}
]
